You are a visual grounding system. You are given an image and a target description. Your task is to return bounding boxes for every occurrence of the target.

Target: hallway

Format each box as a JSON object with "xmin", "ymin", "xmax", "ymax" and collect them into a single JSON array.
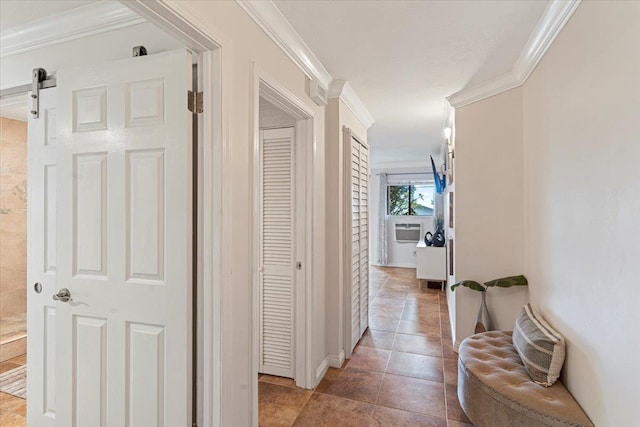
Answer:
[{"xmin": 258, "ymin": 266, "xmax": 472, "ymax": 426}]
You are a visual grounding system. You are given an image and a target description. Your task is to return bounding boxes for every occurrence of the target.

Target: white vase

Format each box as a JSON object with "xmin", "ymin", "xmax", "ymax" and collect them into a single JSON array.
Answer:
[{"xmin": 475, "ymin": 291, "xmax": 492, "ymax": 333}]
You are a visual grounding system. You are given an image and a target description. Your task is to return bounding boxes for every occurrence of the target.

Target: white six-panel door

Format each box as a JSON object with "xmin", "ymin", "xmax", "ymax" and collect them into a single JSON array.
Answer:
[
  {"xmin": 259, "ymin": 127, "xmax": 296, "ymax": 378},
  {"xmin": 27, "ymin": 49, "xmax": 193, "ymax": 427}
]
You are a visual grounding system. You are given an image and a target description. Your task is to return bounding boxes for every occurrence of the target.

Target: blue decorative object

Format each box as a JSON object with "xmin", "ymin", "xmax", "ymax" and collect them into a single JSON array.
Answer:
[{"xmin": 430, "ymin": 155, "xmax": 446, "ymax": 194}]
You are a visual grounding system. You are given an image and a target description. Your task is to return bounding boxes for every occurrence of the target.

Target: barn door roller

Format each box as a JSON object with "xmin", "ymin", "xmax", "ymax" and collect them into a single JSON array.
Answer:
[
  {"xmin": 132, "ymin": 45, "xmax": 148, "ymax": 57},
  {"xmin": 30, "ymin": 68, "xmax": 56, "ymax": 119}
]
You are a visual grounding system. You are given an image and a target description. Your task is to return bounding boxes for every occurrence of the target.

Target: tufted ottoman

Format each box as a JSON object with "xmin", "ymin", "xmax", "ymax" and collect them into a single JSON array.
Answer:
[{"xmin": 458, "ymin": 331, "xmax": 594, "ymax": 427}]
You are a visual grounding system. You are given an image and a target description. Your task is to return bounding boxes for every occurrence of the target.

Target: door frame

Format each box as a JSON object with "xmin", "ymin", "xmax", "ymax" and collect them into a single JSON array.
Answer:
[
  {"xmin": 251, "ymin": 63, "xmax": 316, "ymax": 403},
  {"xmin": 119, "ymin": 2, "xmax": 226, "ymax": 426},
  {"xmin": 3, "ymin": 1, "xmax": 229, "ymax": 424}
]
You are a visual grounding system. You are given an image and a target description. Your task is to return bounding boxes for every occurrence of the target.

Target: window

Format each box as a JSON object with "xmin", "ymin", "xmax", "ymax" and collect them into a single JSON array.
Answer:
[{"xmin": 387, "ymin": 184, "xmax": 434, "ymax": 216}]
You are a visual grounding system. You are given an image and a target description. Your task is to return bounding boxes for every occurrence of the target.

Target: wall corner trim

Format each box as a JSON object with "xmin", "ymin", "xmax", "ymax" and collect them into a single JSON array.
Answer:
[
  {"xmin": 0, "ymin": 1, "xmax": 146, "ymax": 57},
  {"xmin": 328, "ymin": 80, "xmax": 375, "ymax": 128},
  {"xmin": 326, "ymin": 350, "xmax": 346, "ymax": 369},
  {"xmin": 453, "ymin": 340, "xmax": 461, "ymax": 353},
  {"xmin": 447, "ymin": 0, "xmax": 581, "ymax": 108},
  {"xmin": 235, "ymin": 0, "xmax": 333, "ymax": 90}
]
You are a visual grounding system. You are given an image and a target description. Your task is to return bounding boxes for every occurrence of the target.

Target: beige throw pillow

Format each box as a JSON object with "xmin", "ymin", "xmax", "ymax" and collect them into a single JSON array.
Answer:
[{"xmin": 512, "ymin": 303, "xmax": 566, "ymax": 386}]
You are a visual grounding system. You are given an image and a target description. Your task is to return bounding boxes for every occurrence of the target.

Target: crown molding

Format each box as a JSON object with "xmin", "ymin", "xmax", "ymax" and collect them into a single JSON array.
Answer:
[
  {"xmin": 0, "ymin": 1, "xmax": 145, "ymax": 57},
  {"xmin": 236, "ymin": 1, "xmax": 374, "ymax": 127},
  {"xmin": 236, "ymin": 0, "xmax": 333, "ymax": 90},
  {"xmin": 447, "ymin": 0, "xmax": 581, "ymax": 108},
  {"xmin": 329, "ymin": 80, "xmax": 375, "ymax": 128}
]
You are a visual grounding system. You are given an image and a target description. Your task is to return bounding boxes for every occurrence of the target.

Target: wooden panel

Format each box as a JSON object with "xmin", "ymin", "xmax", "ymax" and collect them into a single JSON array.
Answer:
[
  {"xmin": 358, "ymin": 142, "xmax": 370, "ymax": 334},
  {"xmin": 74, "ymin": 316, "xmax": 106, "ymax": 427},
  {"xmin": 261, "ymin": 274, "xmax": 293, "ymax": 373},
  {"xmin": 126, "ymin": 149, "xmax": 165, "ymax": 283},
  {"xmin": 73, "ymin": 153, "xmax": 107, "ymax": 277},
  {"xmin": 349, "ymin": 137, "xmax": 369, "ymax": 350},
  {"xmin": 127, "ymin": 323, "xmax": 165, "ymax": 427},
  {"xmin": 53, "ymin": 49, "xmax": 192, "ymax": 427},
  {"xmin": 126, "ymin": 79, "xmax": 165, "ymax": 128},
  {"xmin": 73, "ymin": 87, "xmax": 107, "ymax": 132},
  {"xmin": 44, "ymin": 165, "xmax": 56, "ymax": 273},
  {"xmin": 262, "ymin": 137, "xmax": 293, "ymax": 266},
  {"xmin": 43, "ymin": 307, "xmax": 56, "ymax": 417},
  {"xmin": 45, "ymin": 108, "xmax": 56, "ymax": 146},
  {"xmin": 260, "ymin": 128, "xmax": 295, "ymax": 378}
]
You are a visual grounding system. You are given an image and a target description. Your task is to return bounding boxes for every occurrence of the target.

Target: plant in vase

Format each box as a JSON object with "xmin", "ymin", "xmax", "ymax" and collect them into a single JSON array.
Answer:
[{"xmin": 450, "ymin": 275, "xmax": 528, "ymax": 333}]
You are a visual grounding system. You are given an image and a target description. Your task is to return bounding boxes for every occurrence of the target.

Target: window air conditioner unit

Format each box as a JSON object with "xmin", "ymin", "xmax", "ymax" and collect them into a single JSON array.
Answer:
[{"xmin": 394, "ymin": 223, "xmax": 421, "ymax": 243}]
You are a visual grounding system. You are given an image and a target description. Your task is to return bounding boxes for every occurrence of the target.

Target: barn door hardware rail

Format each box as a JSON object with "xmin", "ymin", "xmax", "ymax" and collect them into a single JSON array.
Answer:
[{"xmin": 31, "ymin": 67, "xmax": 56, "ymax": 119}]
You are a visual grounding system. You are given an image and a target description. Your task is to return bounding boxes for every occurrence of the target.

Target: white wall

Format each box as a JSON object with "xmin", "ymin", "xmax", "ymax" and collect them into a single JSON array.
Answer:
[
  {"xmin": 522, "ymin": 2, "xmax": 640, "ymax": 425},
  {"xmin": 453, "ymin": 87, "xmax": 528, "ymax": 344},
  {"xmin": 370, "ymin": 169, "xmax": 434, "ymax": 268},
  {"xmin": 452, "ymin": 2, "xmax": 640, "ymax": 424},
  {"xmin": 0, "ymin": 22, "xmax": 183, "ymax": 89}
]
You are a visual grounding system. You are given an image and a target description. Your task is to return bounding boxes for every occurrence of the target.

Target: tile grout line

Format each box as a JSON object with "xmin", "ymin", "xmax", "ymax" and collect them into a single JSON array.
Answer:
[
  {"xmin": 370, "ymin": 272, "xmax": 390, "ymax": 418},
  {"xmin": 261, "ymin": 268, "xmax": 457, "ymax": 426}
]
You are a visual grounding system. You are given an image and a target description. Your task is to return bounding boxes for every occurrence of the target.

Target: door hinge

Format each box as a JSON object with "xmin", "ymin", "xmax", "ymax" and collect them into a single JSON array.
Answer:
[{"xmin": 188, "ymin": 90, "xmax": 203, "ymax": 114}]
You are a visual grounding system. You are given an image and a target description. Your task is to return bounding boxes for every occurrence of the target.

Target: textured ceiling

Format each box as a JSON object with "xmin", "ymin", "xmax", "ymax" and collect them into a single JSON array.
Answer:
[
  {"xmin": 0, "ymin": 1, "xmax": 95, "ymax": 31},
  {"xmin": 274, "ymin": 0, "xmax": 548, "ymax": 167}
]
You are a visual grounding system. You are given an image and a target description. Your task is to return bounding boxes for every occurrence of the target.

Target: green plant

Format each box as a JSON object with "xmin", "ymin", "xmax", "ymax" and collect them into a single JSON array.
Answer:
[
  {"xmin": 451, "ymin": 275, "xmax": 528, "ymax": 333},
  {"xmin": 450, "ymin": 275, "xmax": 528, "ymax": 292}
]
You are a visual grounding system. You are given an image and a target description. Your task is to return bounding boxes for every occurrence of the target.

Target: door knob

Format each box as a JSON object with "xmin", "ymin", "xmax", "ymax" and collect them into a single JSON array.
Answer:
[{"xmin": 53, "ymin": 288, "xmax": 72, "ymax": 303}]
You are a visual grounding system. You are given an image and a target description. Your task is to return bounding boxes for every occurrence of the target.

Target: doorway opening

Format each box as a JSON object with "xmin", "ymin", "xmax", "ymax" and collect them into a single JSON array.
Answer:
[
  {"xmin": 253, "ymin": 69, "xmax": 316, "ymax": 425},
  {"xmin": 0, "ymin": 98, "xmax": 29, "ymax": 410},
  {"xmin": 0, "ymin": 2, "xmax": 220, "ymax": 425}
]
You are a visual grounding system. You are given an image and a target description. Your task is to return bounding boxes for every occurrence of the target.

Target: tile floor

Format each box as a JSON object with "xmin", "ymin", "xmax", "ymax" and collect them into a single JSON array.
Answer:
[
  {"xmin": 1, "ymin": 267, "xmax": 472, "ymax": 427},
  {"xmin": 0, "ymin": 354, "xmax": 27, "ymax": 427},
  {"xmin": 0, "ymin": 314, "xmax": 27, "ymax": 345},
  {"xmin": 258, "ymin": 266, "xmax": 473, "ymax": 427}
]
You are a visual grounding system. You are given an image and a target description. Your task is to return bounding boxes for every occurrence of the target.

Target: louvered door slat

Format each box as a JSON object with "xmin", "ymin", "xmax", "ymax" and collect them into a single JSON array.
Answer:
[{"xmin": 260, "ymin": 128, "xmax": 295, "ymax": 378}]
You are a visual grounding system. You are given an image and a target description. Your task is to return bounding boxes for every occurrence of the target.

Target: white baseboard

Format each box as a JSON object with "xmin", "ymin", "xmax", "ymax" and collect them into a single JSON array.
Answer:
[
  {"xmin": 386, "ymin": 262, "xmax": 417, "ymax": 269},
  {"xmin": 371, "ymin": 262, "xmax": 418, "ymax": 269},
  {"xmin": 326, "ymin": 350, "xmax": 345, "ymax": 369},
  {"xmin": 314, "ymin": 356, "xmax": 330, "ymax": 387}
]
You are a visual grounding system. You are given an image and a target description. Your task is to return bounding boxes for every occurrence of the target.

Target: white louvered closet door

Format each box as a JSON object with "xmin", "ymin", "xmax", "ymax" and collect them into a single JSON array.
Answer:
[
  {"xmin": 350, "ymin": 137, "xmax": 362, "ymax": 350},
  {"xmin": 358, "ymin": 142, "xmax": 370, "ymax": 335},
  {"xmin": 259, "ymin": 127, "xmax": 296, "ymax": 378},
  {"xmin": 345, "ymin": 128, "xmax": 371, "ymax": 354}
]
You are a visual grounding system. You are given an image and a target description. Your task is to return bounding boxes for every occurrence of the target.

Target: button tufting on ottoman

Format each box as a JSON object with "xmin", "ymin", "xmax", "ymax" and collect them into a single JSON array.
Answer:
[{"xmin": 457, "ymin": 331, "xmax": 594, "ymax": 427}]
